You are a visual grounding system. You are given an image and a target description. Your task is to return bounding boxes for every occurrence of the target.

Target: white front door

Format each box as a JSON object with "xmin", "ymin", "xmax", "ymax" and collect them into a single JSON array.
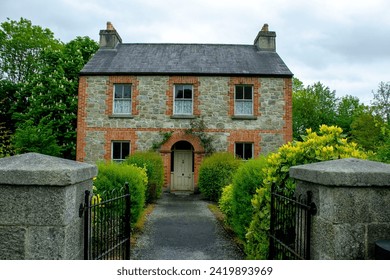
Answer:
[{"xmin": 172, "ymin": 151, "xmax": 193, "ymax": 191}]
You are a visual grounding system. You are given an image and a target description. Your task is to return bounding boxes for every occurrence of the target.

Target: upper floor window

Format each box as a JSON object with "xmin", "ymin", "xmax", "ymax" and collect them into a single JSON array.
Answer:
[
  {"xmin": 235, "ymin": 85, "xmax": 253, "ymax": 116},
  {"xmin": 235, "ymin": 142, "xmax": 253, "ymax": 160},
  {"xmin": 113, "ymin": 84, "xmax": 132, "ymax": 115},
  {"xmin": 174, "ymin": 84, "xmax": 193, "ymax": 115},
  {"xmin": 112, "ymin": 141, "xmax": 130, "ymax": 162}
]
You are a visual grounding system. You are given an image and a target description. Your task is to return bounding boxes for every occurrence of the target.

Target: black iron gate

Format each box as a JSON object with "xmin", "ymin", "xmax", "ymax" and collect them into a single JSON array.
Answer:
[
  {"xmin": 79, "ymin": 182, "xmax": 131, "ymax": 260},
  {"xmin": 269, "ymin": 183, "xmax": 317, "ymax": 260}
]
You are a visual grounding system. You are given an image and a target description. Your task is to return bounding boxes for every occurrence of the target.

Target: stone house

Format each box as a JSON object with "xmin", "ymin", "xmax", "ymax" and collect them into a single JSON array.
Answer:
[{"xmin": 76, "ymin": 22, "xmax": 293, "ymax": 192}]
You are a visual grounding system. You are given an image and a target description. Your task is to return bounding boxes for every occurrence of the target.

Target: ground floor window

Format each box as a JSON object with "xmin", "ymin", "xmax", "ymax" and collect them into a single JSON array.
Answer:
[
  {"xmin": 112, "ymin": 141, "xmax": 130, "ymax": 162},
  {"xmin": 235, "ymin": 142, "xmax": 253, "ymax": 160}
]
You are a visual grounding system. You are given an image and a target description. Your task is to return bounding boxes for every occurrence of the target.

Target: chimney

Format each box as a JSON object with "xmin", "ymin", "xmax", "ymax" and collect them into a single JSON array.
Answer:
[
  {"xmin": 254, "ymin": 24, "xmax": 276, "ymax": 52},
  {"xmin": 99, "ymin": 21, "xmax": 122, "ymax": 48}
]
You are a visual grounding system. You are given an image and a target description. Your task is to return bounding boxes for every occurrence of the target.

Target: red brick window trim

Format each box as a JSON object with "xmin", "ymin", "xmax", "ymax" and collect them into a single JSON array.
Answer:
[
  {"xmin": 228, "ymin": 130, "xmax": 262, "ymax": 157},
  {"xmin": 104, "ymin": 129, "xmax": 137, "ymax": 161},
  {"xmin": 106, "ymin": 76, "xmax": 139, "ymax": 117},
  {"xmin": 229, "ymin": 77, "xmax": 260, "ymax": 118},
  {"xmin": 166, "ymin": 76, "xmax": 200, "ymax": 117}
]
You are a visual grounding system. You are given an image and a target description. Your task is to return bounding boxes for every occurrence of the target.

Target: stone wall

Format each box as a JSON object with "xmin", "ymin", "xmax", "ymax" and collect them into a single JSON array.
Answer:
[
  {"xmin": 77, "ymin": 75, "xmax": 291, "ymax": 163},
  {"xmin": 77, "ymin": 74, "xmax": 292, "ymax": 189},
  {"xmin": 0, "ymin": 153, "xmax": 97, "ymax": 260},
  {"xmin": 290, "ymin": 158, "xmax": 390, "ymax": 259}
]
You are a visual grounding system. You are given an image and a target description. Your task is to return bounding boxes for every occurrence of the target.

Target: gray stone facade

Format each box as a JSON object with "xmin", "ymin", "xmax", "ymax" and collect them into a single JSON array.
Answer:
[{"xmin": 80, "ymin": 75, "xmax": 289, "ymax": 161}]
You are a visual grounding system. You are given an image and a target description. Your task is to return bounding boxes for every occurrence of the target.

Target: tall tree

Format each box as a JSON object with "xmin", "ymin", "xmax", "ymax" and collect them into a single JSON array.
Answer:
[
  {"xmin": 0, "ymin": 17, "xmax": 61, "ymax": 83},
  {"xmin": 0, "ymin": 17, "xmax": 62, "ymax": 149},
  {"xmin": 0, "ymin": 80, "xmax": 19, "ymax": 132},
  {"xmin": 371, "ymin": 81, "xmax": 390, "ymax": 125},
  {"xmin": 335, "ymin": 95, "xmax": 365, "ymax": 137},
  {"xmin": 13, "ymin": 37, "xmax": 98, "ymax": 159},
  {"xmin": 350, "ymin": 110, "xmax": 385, "ymax": 151},
  {"xmin": 292, "ymin": 80, "xmax": 338, "ymax": 139}
]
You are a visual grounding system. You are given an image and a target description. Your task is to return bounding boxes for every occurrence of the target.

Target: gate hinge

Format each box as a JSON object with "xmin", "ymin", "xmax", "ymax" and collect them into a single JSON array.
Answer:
[
  {"xmin": 79, "ymin": 203, "xmax": 85, "ymax": 218},
  {"xmin": 309, "ymin": 202, "xmax": 317, "ymax": 215}
]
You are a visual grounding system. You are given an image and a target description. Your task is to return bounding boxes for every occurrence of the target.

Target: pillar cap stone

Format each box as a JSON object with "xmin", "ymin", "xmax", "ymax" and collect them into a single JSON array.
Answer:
[
  {"xmin": 0, "ymin": 153, "xmax": 97, "ymax": 186},
  {"xmin": 290, "ymin": 158, "xmax": 390, "ymax": 187}
]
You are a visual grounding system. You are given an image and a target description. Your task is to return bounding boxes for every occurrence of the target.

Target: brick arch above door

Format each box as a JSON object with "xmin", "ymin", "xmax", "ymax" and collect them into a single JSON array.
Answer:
[{"xmin": 159, "ymin": 131, "xmax": 205, "ymax": 154}]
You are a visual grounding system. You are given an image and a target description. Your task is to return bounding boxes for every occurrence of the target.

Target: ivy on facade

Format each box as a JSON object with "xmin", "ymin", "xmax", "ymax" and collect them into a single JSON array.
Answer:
[
  {"xmin": 185, "ymin": 117, "xmax": 215, "ymax": 155},
  {"xmin": 151, "ymin": 131, "xmax": 173, "ymax": 151}
]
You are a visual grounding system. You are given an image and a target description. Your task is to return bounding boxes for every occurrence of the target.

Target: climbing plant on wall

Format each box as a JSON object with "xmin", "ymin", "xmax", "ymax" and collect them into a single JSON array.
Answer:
[{"xmin": 185, "ymin": 117, "xmax": 215, "ymax": 155}]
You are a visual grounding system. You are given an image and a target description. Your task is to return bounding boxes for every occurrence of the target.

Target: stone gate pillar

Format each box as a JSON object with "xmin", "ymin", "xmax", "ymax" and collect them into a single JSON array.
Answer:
[
  {"xmin": 290, "ymin": 158, "xmax": 390, "ymax": 259},
  {"xmin": 0, "ymin": 153, "xmax": 97, "ymax": 259}
]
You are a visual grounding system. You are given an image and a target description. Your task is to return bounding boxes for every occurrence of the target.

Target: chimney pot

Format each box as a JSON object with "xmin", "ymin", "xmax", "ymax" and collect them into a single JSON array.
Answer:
[
  {"xmin": 261, "ymin": 23, "xmax": 269, "ymax": 32},
  {"xmin": 107, "ymin": 21, "xmax": 115, "ymax": 30}
]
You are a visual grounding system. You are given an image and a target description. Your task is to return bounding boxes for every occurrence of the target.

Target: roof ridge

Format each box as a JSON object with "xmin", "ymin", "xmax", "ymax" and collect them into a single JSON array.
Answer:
[{"xmin": 119, "ymin": 42, "xmax": 254, "ymax": 47}]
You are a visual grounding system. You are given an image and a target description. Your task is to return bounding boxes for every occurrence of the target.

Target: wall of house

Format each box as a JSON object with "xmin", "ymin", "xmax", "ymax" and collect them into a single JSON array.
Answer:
[{"xmin": 77, "ymin": 75, "xmax": 292, "ymax": 187}]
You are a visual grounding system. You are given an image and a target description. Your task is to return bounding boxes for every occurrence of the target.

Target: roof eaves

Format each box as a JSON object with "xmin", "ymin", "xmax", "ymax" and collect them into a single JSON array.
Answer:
[{"xmin": 79, "ymin": 71, "xmax": 293, "ymax": 78}]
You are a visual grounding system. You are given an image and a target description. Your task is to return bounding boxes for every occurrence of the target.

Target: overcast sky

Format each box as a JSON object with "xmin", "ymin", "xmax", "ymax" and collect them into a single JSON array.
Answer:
[{"xmin": 2, "ymin": 0, "xmax": 389, "ymax": 104}]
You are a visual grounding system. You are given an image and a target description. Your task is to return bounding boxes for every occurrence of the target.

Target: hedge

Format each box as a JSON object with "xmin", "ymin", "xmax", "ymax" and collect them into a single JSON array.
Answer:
[
  {"xmin": 198, "ymin": 152, "xmax": 241, "ymax": 201},
  {"xmin": 125, "ymin": 151, "xmax": 164, "ymax": 203},
  {"xmin": 230, "ymin": 156, "xmax": 268, "ymax": 241},
  {"xmin": 218, "ymin": 184, "xmax": 234, "ymax": 226},
  {"xmin": 93, "ymin": 162, "xmax": 147, "ymax": 227}
]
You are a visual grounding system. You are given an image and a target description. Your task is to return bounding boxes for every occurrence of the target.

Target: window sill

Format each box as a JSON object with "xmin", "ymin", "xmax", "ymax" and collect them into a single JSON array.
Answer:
[
  {"xmin": 170, "ymin": 115, "xmax": 197, "ymax": 119},
  {"xmin": 109, "ymin": 114, "xmax": 134, "ymax": 119},
  {"xmin": 231, "ymin": 115, "xmax": 257, "ymax": 120}
]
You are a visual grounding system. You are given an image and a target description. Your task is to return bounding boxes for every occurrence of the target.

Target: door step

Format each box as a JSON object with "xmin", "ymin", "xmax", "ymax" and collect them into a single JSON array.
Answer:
[{"xmin": 171, "ymin": 191, "xmax": 193, "ymax": 196}]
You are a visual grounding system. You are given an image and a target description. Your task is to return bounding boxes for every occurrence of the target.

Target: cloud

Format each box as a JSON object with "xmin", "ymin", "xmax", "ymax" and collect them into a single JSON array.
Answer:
[{"xmin": 1, "ymin": 0, "xmax": 389, "ymax": 104}]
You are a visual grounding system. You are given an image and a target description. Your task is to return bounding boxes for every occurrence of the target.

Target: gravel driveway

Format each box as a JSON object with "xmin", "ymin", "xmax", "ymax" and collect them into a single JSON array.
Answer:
[{"xmin": 131, "ymin": 192, "xmax": 244, "ymax": 260}]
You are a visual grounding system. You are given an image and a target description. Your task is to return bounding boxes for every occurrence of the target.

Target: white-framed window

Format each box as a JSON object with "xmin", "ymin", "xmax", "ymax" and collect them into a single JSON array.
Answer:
[
  {"xmin": 234, "ymin": 85, "xmax": 253, "ymax": 116},
  {"xmin": 235, "ymin": 142, "xmax": 253, "ymax": 160},
  {"xmin": 113, "ymin": 84, "xmax": 132, "ymax": 115},
  {"xmin": 112, "ymin": 141, "xmax": 130, "ymax": 162},
  {"xmin": 174, "ymin": 84, "xmax": 193, "ymax": 115}
]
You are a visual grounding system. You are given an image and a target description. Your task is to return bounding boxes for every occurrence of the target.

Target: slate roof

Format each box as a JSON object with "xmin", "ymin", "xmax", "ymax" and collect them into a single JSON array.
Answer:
[{"xmin": 80, "ymin": 43, "xmax": 293, "ymax": 77}]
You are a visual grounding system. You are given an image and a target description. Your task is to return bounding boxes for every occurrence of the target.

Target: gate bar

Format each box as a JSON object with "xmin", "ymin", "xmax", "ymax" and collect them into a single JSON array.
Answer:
[
  {"xmin": 124, "ymin": 182, "xmax": 131, "ymax": 260},
  {"xmin": 83, "ymin": 190, "xmax": 91, "ymax": 260}
]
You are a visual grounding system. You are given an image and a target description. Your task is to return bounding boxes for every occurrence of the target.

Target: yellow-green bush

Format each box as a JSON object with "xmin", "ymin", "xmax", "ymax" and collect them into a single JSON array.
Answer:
[
  {"xmin": 230, "ymin": 156, "xmax": 267, "ymax": 241},
  {"xmin": 125, "ymin": 151, "xmax": 164, "ymax": 204},
  {"xmin": 198, "ymin": 152, "xmax": 241, "ymax": 201},
  {"xmin": 94, "ymin": 162, "xmax": 147, "ymax": 227},
  {"xmin": 218, "ymin": 184, "xmax": 234, "ymax": 226},
  {"xmin": 245, "ymin": 125, "xmax": 368, "ymax": 259}
]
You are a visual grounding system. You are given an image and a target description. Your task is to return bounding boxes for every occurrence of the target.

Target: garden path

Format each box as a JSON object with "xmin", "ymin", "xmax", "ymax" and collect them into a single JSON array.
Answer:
[{"xmin": 131, "ymin": 192, "xmax": 244, "ymax": 260}]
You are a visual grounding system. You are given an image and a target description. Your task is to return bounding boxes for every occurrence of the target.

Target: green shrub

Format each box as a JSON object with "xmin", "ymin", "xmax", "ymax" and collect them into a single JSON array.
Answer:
[
  {"xmin": 218, "ymin": 184, "xmax": 234, "ymax": 226},
  {"xmin": 198, "ymin": 152, "xmax": 241, "ymax": 201},
  {"xmin": 230, "ymin": 156, "xmax": 267, "ymax": 241},
  {"xmin": 125, "ymin": 151, "xmax": 164, "ymax": 203},
  {"xmin": 375, "ymin": 137, "xmax": 390, "ymax": 163},
  {"xmin": 12, "ymin": 120, "xmax": 62, "ymax": 157},
  {"xmin": 94, "ymin": 162, "xmax": 147, "ymax": 227},
  {"xmin": 245, "ymin": 125, "xmax": 368, "ymax": 259},
  {"xmin": 0, "ymin": 123, "xmax": 13, "ymax": 158},
  {"xmin": 372, "ymin": 125, "xmax": 390, "ymax": 163}
]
